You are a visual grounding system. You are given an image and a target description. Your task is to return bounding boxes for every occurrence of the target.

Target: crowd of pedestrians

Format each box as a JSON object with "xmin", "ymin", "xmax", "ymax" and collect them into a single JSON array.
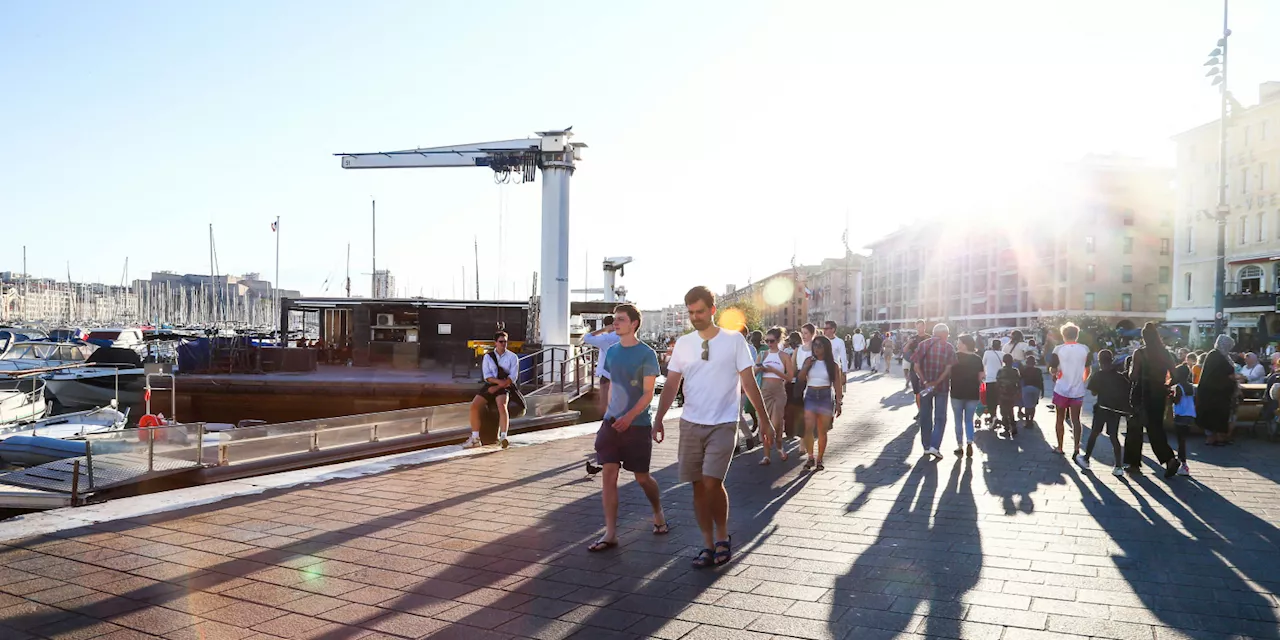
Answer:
[{"xmin": 581, "ymin": 287, "xmax": 1258, "ymax": 568}]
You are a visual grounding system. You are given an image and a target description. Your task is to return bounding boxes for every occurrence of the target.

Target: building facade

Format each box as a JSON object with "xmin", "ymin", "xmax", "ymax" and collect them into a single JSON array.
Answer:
[
  {"xmin": 1168, "ymin": 82, "xmax": 1280, "ymax": 348},
  {"xmin": 806, "ymin": 254, "xmax": 865, "ymax": 328},
  {"xmin": 864, "ymin": 156, "xmax": 1174, "ymax": 333}
]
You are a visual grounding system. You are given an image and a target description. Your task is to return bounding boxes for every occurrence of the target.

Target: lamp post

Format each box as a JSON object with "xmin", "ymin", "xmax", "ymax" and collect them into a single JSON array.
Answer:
[{"xmin": 1206, "ymin": 1, "xmax": 1231, "ymax": 336}]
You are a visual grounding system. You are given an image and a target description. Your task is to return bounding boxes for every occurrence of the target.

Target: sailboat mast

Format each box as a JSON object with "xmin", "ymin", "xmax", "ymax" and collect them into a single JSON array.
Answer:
[
  {"xmin": 371, "ymin": 199, "xmax": 377, "ymax": 297},
  {"xmin": 345, "ymin": 243, "xmax": 351, "ymax": 297}
]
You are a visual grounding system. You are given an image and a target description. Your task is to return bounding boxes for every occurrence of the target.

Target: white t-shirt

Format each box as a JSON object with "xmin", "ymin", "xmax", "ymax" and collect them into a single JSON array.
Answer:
[
  {"xmin": 982, "ymin": 350, "xmax": 1003, "ymax": 383},
  {"xmin": 828, "ymin": 336, "xmax": 849, "ymax": 371},
  {"xmin": 761, "ymin": 350, "xmax": 786, "ymax": 381},
  {"xmin": 668, "ymin": 328, "xmax": 756, "ymax": 425},
  {"xmin": 794, "ymin": 344, "xmax": 813, "ymax": 381},
  {"xmin": 1004, "ymin": 340, "xmax": 1030, "ymax": 364},
  {"xmin": 851, "ymin": 334, "xmax": 866, "ymax": 352},
  {"xmin": 583, "ymin": 331, "xmax": 620, "ymax": 380},
  {"xmin": 1052, "ymin": 342, "xmax": 1091, "ymax": 398}
]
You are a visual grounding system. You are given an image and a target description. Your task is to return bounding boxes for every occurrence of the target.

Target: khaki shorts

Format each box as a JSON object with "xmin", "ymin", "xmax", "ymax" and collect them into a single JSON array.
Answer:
[{"xmin": 678, "ymin": 419, "xmax": 737, "ymax": 483}]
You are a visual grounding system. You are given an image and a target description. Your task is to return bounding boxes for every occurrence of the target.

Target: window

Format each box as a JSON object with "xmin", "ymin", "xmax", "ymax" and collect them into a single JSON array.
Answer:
[
  {"xmin": 1084, "ymin": 293, "xmax": 1095, "ymax": 310},
  {"xmin": 1185, "ymin": 272, "xmax": 1193, "ymax": 300},
  {"xmin": 1242, "ymin": 167, "xmax": 1249, "ymax": 194},
  {"xmin": 1260, "ymin": 213, "xmax": 1266, "ymax": 242},
  {"xmin": 1122, "ymin": 209, "xmax": 1135, "ymax": 226},
  {"xmin": 1159, "ymin": 266, "xmax": 1170, "ymax": 284},
  {"xmin": 1122, "ymin": 265, "xmax": 1133, "ymax": 283},
  {"xmin": 1123, "ymin": 237, "xmax": 1134, "ymax": 254},
  {"xmin": 1085, "ymin": 236, "xmax": 1095, "ymax": 253},
  {"xmin": 1187, "ymin": 220, "xmax": 1195, "ymax": 253},
  {"xmin": 1122, "ymin": 293, "xmax": 1133, "ymax": 312},
  {"xmin": 1245, "ymin": 125, "xmax": 1252, "ymax": 146},
  {"xmin": 1158, "ymin": 294, "xmax": 1169, "ymax": 310},
  {"xmin": 1240, "ymin": 264, "xmax": 1264, "ymax": 294},
  {"xmin": 1160, "ymin": 238, "xmax": 1170, "ymax": 255},
  {"xmin": 1239, "ymin": 216, "xmax": 1248, "ymax": 244},
  {"xmin": 1086, "ymin": 264, "xmax": 1096, "ymax": 282}
]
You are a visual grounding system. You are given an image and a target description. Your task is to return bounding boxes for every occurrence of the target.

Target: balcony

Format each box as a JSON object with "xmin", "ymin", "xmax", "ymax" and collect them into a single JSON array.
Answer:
[{"xmin": 1224, "ymin": 291, "xmax": 1276, "ymax": 310}]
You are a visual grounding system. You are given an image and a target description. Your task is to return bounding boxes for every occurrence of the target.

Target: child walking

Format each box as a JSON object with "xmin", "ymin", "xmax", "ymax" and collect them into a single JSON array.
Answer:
[
  {"xmin": 996, "ymin": 354, "xmax": 1022, "ymax": 437},
  {"xmin": 1020, "ymin": 355, "xmax": 1045, "ymax": 427},
  {"xmin": 1171, "ymin": 366, "xmax": 1195, "ymax": 477},
  {"xmin": 1079, "ymin": 349, "xmax": 1130, "ymax": 476}
]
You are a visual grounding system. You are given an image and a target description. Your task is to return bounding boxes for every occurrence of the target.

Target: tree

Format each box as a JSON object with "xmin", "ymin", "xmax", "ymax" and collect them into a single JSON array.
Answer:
[{"xmin": 718, "ymin": 300, "xmax": 762, "ymax": 333}]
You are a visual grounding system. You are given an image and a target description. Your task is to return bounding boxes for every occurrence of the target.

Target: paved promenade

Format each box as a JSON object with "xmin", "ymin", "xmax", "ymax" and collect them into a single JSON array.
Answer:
[{"xmin": 1, "ymin": 370, "xmax": 1279, "ymax": 640}]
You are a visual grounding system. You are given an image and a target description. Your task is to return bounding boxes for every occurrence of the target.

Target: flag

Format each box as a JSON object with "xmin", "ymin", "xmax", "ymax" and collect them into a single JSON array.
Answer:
[{"xmin": 271, "ymin": 221, "xmax": 278, "ymax": 232}]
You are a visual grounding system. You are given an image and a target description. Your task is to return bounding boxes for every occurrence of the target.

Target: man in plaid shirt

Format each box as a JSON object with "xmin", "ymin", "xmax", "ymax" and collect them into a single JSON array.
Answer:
[{"xmin": 909, "ymin": 323, "xmax": 957, "ymax": 459}]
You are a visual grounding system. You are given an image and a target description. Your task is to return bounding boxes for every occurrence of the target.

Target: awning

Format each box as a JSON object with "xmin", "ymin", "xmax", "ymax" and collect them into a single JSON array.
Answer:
[{"xmin": 1228, "ymin": 255, "xmax": 1280, "ymax": 265}]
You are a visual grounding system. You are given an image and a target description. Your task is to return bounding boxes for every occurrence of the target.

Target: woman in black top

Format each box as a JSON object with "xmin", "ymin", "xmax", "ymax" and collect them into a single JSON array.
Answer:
[
  {"xmin": 949, "ymin": 334, "xmax": 983, "ymax": 457},
  {"xmin": 1127, "ymin": 322, "xmax": 1180, "ymax": 477}
]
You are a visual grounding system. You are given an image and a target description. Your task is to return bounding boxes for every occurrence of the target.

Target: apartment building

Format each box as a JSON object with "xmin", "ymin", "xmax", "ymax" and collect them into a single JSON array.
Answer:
[
  {"xmin": 1168, "ymin": 82, "xmax": 1280, "ymax": 348},
  {"xmin": 806, "ymin": 255, "xmax": 866, "ymax": 328},
  {"xmin": 722, "ymin": 267, "xmax": 812, "ymax": 330},
  {"xmin": 864, "ymin": 156, "xmax": 1174, "ymax": 333}
]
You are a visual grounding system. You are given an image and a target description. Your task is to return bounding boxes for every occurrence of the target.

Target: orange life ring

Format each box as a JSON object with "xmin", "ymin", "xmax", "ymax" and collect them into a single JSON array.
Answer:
[{"xmin": 137, "ymin": 414, "xmax": 167, "ymax": 442}]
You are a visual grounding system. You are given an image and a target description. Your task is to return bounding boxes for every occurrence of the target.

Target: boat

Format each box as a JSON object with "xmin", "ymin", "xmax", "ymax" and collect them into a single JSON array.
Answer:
[
  {"xmin": 43, "ymin": 348, "xmax": 145, "ymax": 412},
  {"xmin": 0, "ymin": 405, "xmax": 130, "ymax": 466},
  {"xmin": 0, "ymin": 341, "xmax": 96, "ymax": 401},
  {"xmin": 0, "ymin": 383, "xmax": 47, "ymax": 426},
  {"xmin": 0, "ymin": 404, "xmax": 128, "ymax": 441}
]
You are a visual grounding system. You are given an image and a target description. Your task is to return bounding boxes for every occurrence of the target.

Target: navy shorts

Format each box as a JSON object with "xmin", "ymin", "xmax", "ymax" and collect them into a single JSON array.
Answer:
[{"xmin": 594, "ymin": 420, "xmax": 653, "ymax": 473}]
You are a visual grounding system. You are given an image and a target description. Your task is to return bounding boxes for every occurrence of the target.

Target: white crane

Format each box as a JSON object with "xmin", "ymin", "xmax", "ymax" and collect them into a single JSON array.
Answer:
[
  {"xmin": 335, "ymin": 129, "xmax": 586, "ymax": 376},
  {"xmin": 572, "ymin": 256, "xmax": 633, "ymax": 303}
]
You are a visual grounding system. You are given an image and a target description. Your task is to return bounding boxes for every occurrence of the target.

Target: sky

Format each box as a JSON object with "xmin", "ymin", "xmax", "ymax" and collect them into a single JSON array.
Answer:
[{"xmin": 3, "ymin": 1, "xmax": 1279, "ymax": 310}]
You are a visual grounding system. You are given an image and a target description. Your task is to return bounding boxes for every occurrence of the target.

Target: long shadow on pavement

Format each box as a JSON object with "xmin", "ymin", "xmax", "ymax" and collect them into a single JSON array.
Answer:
[
  {"xmin": 0, "ymin": 436, "xmax": 822, "ymax": 640},
  {"xmin": 1069, "ymin": 466, "xmax": 1280, "ymax": 639}
]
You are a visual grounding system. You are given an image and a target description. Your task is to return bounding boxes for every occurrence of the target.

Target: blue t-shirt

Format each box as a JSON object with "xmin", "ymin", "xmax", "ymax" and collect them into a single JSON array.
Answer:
[{"xmin": 604, "ymin": 341, "xmax": 661, "ymax": 427}]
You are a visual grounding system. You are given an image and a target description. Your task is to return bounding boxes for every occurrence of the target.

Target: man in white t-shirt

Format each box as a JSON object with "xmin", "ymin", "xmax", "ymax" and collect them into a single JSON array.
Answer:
[
  {"xmin": 851, "ymin": 329, "xmax": 867, "ymax": 372},
  {"xmin": 823, "ymin": 321, "xmax": 849, "ymax": 376},
  {"xmin": 655, "ymin": 286, "xmax": 772, "ymax": 569},
  {"xmin": 1050, "ymin": 322, "xmax": 1091, "ymax": 456}
]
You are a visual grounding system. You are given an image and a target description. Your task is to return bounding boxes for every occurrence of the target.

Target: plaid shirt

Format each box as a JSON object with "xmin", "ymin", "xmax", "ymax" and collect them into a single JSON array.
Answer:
[{"xmin": 910, "ymin": 337, "xmax": 958, "ymax": 391}]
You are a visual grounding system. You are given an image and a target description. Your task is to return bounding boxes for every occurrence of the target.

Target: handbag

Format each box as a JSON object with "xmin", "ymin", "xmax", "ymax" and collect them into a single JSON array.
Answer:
[{"xmin": 482, "ymin": 351, "xmax": 527, "ymax": 418}]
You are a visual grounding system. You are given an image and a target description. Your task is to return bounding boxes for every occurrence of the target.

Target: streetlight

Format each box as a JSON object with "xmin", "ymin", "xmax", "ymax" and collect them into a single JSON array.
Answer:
[{"xmin": 1206, "ymin": 1, "xmax": 1231, "ymax": 337}]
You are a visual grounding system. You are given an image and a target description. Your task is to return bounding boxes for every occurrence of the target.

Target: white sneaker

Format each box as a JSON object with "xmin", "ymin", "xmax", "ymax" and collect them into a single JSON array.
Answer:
[
  {"xmin": 1112, "ymin": 466, "xmax": 1125, "ymax": 477},
  {"xmin": 1074, "ymin": 454, "xmax": 1090, "ymax": 471},
  {"xmin": 499, "ymin": 433, "xmax": 510, "ymax": 449},
  {"xmin": 463, "ymin": 434, "xmax": 484, "ymax": 448},
  {"xmin": 925, "ymin": 447, "xmax": 941, "ymax": 459},
  {"xmin": 1177, "ymin": 462, "xmax": 1190, "ymax": 476}
]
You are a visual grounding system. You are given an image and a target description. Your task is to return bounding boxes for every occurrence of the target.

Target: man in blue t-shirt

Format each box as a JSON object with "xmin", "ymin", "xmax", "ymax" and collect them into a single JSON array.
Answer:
[{"xmin": 588, "ymin": 304, "xmax": 668, "ymax": 552}]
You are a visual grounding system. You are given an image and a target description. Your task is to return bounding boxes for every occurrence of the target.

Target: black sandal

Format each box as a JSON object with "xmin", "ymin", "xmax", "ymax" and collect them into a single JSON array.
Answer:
[
  {"xmin": 587, "ymin": 539, "xmax": 618, "ymax": 552},
  {"xmin": 692, "ymin": 548, "xmax": 714, "ymax": 568},
  {"xmin": 652, "ymin": 523, "xmax": 670, "ymax": 535},
  {"xmin": 713, "ymin": 536, "xmax": 732, "ymax": 566}
]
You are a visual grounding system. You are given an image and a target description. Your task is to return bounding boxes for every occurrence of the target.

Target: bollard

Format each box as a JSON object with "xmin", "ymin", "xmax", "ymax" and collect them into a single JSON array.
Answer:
[
  {"xmin": 370, "ymin": 423, "xmax": 379, "ymax": 443},
  {"xmin": 420, "ymin": 416, "xmax": 428, "ymax": 434}
]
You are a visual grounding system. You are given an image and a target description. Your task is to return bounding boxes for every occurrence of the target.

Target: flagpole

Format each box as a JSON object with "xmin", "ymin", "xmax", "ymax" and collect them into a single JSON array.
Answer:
[{"xmin": 274, "ymin": 216, "xmax": 280, "ymax": 330}]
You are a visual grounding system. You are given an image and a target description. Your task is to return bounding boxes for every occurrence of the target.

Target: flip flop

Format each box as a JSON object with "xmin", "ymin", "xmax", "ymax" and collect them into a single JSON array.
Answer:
[
  {"xmin": 587, "ymin": 539, "xmax": 618, "ymax": 552},
  {"xmin": 652, "ymin": 522, "xmax": 670, "ymax": 535}
]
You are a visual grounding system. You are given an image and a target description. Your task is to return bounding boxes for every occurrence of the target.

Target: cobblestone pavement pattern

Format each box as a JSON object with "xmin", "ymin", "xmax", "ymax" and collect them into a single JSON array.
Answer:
[{"xmin": 1, "ymin": 371, "xmax": 1279, "ymax": 640}]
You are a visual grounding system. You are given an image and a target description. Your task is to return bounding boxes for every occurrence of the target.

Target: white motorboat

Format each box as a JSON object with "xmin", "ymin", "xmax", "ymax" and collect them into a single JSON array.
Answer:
[
  {"xmin": 43, "ymin": 347, "xmax": 145, "ymax": 412},
  {"xmin": 0, "ymin": 385, "xmax": 47, "ymax": 426},
  {"xmin": 0, "ymin": 404, "xmax": 128, "ymax": 440}
]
